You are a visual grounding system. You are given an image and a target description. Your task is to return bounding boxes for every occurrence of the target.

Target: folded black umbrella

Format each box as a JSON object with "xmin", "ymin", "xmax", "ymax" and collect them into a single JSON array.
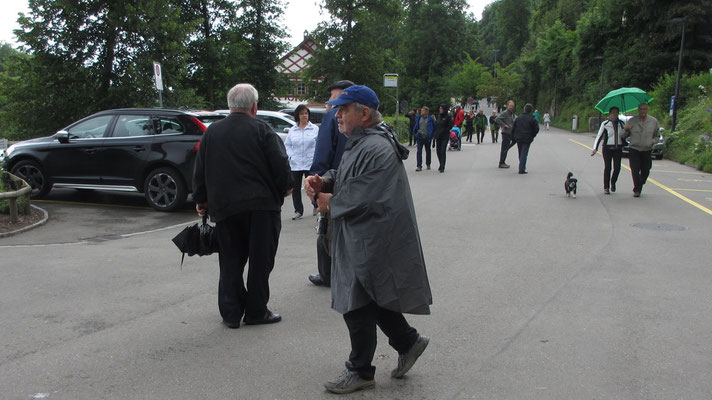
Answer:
[{"xmin": 172, "ymin": 215, "xmax": 219, "ymax": 266}]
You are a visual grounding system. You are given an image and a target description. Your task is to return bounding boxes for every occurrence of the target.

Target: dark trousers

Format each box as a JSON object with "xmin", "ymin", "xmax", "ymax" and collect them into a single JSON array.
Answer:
[
  {"xmin": 602, "ymin": 146, "xmax": 622, "ymax": 190},
  {"xmin": 290, "ymin": 170, "xmax": 308, "ymax": 214},
  {"xmin": 465, "ymin": 126, "xmax": 474, "ymax": 142},
  {"xmin": 517, "ymin": 142, "xmax": 531, "ymax": 172},
  {"xmin": 628, "ymin": 148, "xmax": 653, "ymax": 193},
  {"xmin": 316, "ymin": 219, "xmax": 331, "ymax": 282},
  {"xmin": 491, "ymin": 128, "xmax": 499, "ymax": 143},
  {"xmin": 476, "ymin": 127, "xmax": 485, "ymax": 143},
  {"xmin": 343, "ymin": 302, "xmax": 419, "ymax": 380},
  {"xmin": 435, "ymin": 137, "xmax": 448, "ymax": 171},
  {"xmin": 215, "ymin": 210, "xmax": 281, "ymax": 323},
  {"xmin": 416, "ymin": 138, "xmax": 431, "ymax": 168},
  {"xmin": 499, "ymin": 133, "xmax": 512, "ymax": 164}
]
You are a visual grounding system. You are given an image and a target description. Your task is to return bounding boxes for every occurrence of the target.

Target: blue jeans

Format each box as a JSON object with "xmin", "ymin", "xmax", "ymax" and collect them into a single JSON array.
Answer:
[
  {"xmin": 517, "ymin": 142, "xmax": 531, "ymax": 172},
  {"xmin": 416, "ymin": 138, "xmax": 431, "ymax": 168},
  {"xmin": 499, "ymin": 133, "xmax": 512, "ymax": 164}
]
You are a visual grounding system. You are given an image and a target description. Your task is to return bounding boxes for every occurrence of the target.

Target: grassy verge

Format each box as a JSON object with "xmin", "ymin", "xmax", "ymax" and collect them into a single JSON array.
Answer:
[{"xmin": 662, "ymin": 97, "xmax": 712, "ymax": 172}]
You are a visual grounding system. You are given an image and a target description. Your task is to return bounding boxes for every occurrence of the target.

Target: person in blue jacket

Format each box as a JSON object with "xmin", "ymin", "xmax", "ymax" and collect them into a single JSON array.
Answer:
[
  {"xmin": 413, "ymin": 106, "xmax": 435, "ymax": 171},
  {"xmin": 307, "ymin": 79, "xmax": 354, "ymax": 287}
]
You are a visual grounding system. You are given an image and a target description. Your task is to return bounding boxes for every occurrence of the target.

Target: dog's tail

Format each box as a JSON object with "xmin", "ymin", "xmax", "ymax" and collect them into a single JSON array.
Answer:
[{"xmin": 567, "ymin": 172, "xmax": 573, "ymax": 179}]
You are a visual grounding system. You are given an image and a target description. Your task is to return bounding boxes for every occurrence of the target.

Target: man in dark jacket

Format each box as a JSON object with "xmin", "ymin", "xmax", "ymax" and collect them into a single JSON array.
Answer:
[
  {"xmin": 305, "ymin": 85, "xmax": 432, "ymax": 394},
  {"xmin": 413, "ymin": 106, "xmax": 434, "ymax": 171},
  {"xmin": 307, "ymin": 80, "xmax": 354, "ymax": 287},
  {"xmin": 433, "ymin": 104, "xmax": 453, "ymax": 173},
  {"xmin": 193, "ymin": 83, "xmax": 293, "ymax": 329},
  {"xmin": 511, "ymin": 103, "xmax": 540, "ymax": 174},
  {"xmin": 495, "ymin": 100, "xmax": 516, "ymax": 168}
]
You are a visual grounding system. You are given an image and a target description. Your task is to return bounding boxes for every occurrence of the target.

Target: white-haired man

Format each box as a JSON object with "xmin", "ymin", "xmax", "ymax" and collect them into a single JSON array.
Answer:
[
  {"xmin": 193, "ymin": 83, "xmax": 293, "ymax": 329},
  {"xmin": 305, "ymin": 85, "xmax": 432, "ymax": 394}
]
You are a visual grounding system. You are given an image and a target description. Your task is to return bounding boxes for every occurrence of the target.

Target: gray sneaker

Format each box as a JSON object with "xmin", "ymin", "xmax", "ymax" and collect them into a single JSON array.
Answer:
[
  {"xmin": 391, "ymin": 335, "xmax": 429, "ymax": 379},
  {"xmin": 324, "ymin": 369, "xmax": 375, "ymax": 394},
  {"xmin": 292, "ymin": 212, "xmax": 303, "ymax": 220}
]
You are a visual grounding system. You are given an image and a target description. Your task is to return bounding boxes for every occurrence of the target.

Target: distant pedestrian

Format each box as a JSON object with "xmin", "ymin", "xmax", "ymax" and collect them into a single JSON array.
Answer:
[
  {"xmin": 406, "ymin": 108, "xmax": 418, "ymax": 146},
  {"xmin": 433, "ymin": 104, "xmax": 453, "ymax": 173},
  {"xmin": 454, "ymin": 105, "xmax": 464, "ymax": 129},
  {"xmin": 304, "ymin": 85, "xmax": 432, "ymax": 395},
  {"xmin": 414, "ymin": 106, "xmax": 435, "ymax": 171},
  {"xmin": 193, "ymin": 83, "xmax": 293, "ymax": 329},
  {"xmin": 532, "ymin": 109, "xmax": 540, "ymax": 123},
  {"xmin": 489, "ymin": 111, "xmax": 499, "ymax": 143},
  {"xmin": 591, "ymin": 106, "xmax": 625, "ymax": 195},
  {"xmin": 622, "ymin": 103, "xmax": 660, "ymax": 197},
  {"xmin": 464, "ymin": 110, "xmax": 475, "ymax": 143},
  {"xmin": 285, "ymin": 105, "xmax": 318, "ymax": 220},
  {"xmin": 495, "ymin": 100, "xmax": 516, "ymax": 168},
  {"xmin": 511, "ymin": 103, "xmax": 539, "ymax": 174},
  {"xmin": 543, "ymin": 112, "xmax": 551, "ymax": 130},
  {"xmin": 474, "ymin": 109, "xmax": 488, "ymax": 144}
]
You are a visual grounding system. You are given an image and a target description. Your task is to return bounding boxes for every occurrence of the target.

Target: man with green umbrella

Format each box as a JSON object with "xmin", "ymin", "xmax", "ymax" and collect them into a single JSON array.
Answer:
[{"xmin": 622, "ymin": 103, "xmax": 659, "ymax": 197}]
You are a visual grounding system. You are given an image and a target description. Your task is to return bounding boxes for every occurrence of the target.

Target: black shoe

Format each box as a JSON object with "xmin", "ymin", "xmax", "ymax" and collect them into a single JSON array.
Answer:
[
  {"xmin": 611, "ymin": 182, "xmax": 616, "ymax": 192},
  {"xmin": 604, "ymin": 188, "xmax": 610, "ymax": 195},
  {"xmin": 309, "ymin": 274, "xmax": 330, "ymax": 287},
  {"xmin": 518, "ymin": 171, "xmax": 527, "ymax": 174},
  {"xmin": 243, "ymin": 310, "xmax": 282, "ymax": 325},
  {"xmin": 633, "ymin": 191, "xmax": 641, "ymax": 198},
  {"xmin": 438, "ymin": 168, "xmax": 444, "ymax": 173},
  {"xmin": 222, "ymin": 319, "xmax": 241, "ymax": 329}
]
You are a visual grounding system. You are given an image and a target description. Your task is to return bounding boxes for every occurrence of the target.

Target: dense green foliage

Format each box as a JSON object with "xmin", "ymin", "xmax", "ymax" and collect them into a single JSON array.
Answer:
[{"xmin": 0, "ymin": 0, "xmax": 711, "ymax": 145}]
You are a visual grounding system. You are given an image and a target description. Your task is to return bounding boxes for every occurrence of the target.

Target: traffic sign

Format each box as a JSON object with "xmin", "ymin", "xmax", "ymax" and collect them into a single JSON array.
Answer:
[{"xmin": 153, "ymin": 62, "xmax": 164, "ymax": 91}]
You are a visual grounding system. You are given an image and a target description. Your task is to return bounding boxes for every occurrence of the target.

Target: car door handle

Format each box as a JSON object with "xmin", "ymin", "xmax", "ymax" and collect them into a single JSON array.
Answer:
[
  {"xmin": 133, "ymin": 146, "xmax": 146, "ymax": 152},
  {"xmin": 83, "ymin": 148, "xmax": 96, "ymax": 154}
]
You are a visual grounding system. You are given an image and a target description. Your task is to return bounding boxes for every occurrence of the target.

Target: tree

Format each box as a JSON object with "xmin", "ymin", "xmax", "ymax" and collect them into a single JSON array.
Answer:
[
  {"xmin": 447, "ymin": 53, "xmax": 489, "ymax": 104},
  {"xmin": 476, "ymin": 62, "xmax": 523, "ymax": 107}
]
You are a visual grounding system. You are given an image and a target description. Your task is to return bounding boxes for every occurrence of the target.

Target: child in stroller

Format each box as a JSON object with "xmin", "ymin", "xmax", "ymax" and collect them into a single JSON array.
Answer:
[{"xmin": 449, "ymin": 126, "xmax": 461, "ymax": 151}]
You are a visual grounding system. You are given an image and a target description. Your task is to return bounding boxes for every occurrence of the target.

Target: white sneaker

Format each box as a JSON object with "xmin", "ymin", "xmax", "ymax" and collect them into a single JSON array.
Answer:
[{"xmin": 292, "ymin": 212, "xmax": 302, "ymax": 220}]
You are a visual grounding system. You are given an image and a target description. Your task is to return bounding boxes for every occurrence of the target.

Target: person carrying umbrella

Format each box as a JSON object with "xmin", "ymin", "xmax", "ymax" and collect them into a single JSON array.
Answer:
[{"xmin": 594, "ymin": 88, "xmax": 657, "ymax": 197}]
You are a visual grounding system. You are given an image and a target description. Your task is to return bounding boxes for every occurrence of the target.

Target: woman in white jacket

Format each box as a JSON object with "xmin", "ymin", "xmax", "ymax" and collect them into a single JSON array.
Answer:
[
  {"xmin": 591, "ymin": 106, "xmax": 625, "ymax": 195},
  {"xmin": 285, "ymin": 104, "xmax": 319, "ymax": 219}
]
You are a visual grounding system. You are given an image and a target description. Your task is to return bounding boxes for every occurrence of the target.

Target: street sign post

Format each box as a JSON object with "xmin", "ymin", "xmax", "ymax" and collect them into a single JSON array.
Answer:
[
  {"xmin": 383, "ymin": 73, "xmax": 399, "ymax": 131},
  {"xmin": 153, "ymin": 61, "xmax": 164, "ymax": 108}
]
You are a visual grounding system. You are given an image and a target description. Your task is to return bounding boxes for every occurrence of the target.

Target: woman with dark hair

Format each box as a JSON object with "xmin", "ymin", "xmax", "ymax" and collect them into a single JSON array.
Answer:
[
  {"xmin": 285, "ymin": 104, "xmax": 318, "ymax": 219},
  {"xmin": 432, "ymin": 104, "xmax": 453, "ymax": 173}
]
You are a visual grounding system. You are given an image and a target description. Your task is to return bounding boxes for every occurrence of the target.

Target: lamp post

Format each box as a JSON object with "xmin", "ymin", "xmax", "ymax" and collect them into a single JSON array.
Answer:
[
  {"xmin": 670, "ymin": 17, "xmax": 687, "ymax": 133},
  {"xmin": 493, "ymin": 49, "xmax": 499, "ymax": 78},
  {"xmin": 552, "ymin": 66, "xmax": 558, "ymax": 117}
]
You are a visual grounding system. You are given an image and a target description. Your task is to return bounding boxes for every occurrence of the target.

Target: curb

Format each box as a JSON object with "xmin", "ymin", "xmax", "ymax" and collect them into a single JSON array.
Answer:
[{"xmin": 0, "ymin": 204, "xmax": 49, "ymax": 238}]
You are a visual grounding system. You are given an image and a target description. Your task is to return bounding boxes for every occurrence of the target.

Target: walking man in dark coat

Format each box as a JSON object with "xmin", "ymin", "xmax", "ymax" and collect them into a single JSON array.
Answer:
[
  {"xmin": 307, "ymin": 80, "xmax": 354, "ymax": 287},
  {"xmin": 305, "ymin": 85, "xmax": 433, "ymax": 394},
  {"xmin": 511, "ymin": 103, "xmax": 540, "ymax": 174},
  {"xmin": 193, "ymin": 83, "xmax": 293, "ymax": 329}
]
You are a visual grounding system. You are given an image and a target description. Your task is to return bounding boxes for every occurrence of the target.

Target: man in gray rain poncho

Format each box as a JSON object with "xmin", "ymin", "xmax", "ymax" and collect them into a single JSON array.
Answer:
[{"xmin": 304, "ymin": 85, "xmax": 432, "ymax": 395}]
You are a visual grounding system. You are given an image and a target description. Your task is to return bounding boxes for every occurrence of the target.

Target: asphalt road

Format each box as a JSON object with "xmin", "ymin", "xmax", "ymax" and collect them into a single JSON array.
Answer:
[{"xmin": 1, "ymin": 122, "xmax": 711, "ymax": 399}]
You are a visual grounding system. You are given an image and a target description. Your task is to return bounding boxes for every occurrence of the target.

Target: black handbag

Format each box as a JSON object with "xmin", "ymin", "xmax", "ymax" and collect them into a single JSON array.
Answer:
[{"xmin": 172, "ymin": 215, "xmax": 219, "ymax": 266}]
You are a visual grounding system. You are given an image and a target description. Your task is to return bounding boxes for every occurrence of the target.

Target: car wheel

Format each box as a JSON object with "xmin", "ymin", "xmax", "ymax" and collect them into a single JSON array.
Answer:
[
  {"xmin": 144, "ymin": 167, "xmax": 186, "ymax": 212},
  {"xmin": 655, "ymin": 154, "xmax": 663, "ymax": 160},
  {"xmin": 10, "ymin": 159, "xmax": 51, "ymax": 198}
]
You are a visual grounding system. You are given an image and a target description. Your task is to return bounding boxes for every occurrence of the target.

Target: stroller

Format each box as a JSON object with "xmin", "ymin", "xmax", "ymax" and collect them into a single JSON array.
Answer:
[{"xmin": 449, "ymin": 126, "xmax": 461, "ymax": 151}]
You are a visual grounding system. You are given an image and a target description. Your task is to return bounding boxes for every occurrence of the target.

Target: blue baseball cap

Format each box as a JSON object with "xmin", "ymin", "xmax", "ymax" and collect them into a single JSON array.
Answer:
[{"xmin": 326, "ymin": 85, "xmax": 380, "ymax": 109}]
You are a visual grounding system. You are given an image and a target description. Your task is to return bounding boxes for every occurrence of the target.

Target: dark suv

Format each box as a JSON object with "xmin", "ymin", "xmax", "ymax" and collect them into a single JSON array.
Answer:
[{"xmin": 1, "ymin": 108, "xmax": 209, "ymax": 211}]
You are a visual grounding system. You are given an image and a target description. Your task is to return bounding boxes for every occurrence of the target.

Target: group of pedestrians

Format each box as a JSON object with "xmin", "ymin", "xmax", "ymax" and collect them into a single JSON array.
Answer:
[{"xmin": 192, "ymin": 81, "xmax": 432, "ymax": 395}]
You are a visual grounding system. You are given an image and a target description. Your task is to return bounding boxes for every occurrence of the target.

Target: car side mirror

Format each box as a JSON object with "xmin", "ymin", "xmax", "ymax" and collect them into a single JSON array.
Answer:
[
  {"xmin": 283, "ymin": 127, "xmax": 290, "ymax": 133},
  {"xmin": 56, "ymin": 130, "xmax": 70, "ymax": 144}
]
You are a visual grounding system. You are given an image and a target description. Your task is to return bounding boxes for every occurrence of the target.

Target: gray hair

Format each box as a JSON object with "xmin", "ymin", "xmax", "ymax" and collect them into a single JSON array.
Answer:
[
  {"xmin": 523, "ymin": 103, "xmax": 533, "ymax": 113},
  {"xmin": 353, "ymin": 102, "xmax": 382, "ymax": 125},
  {"xmin": 227, "ymin": 83, "xmax": 259, "ymax": 109}
]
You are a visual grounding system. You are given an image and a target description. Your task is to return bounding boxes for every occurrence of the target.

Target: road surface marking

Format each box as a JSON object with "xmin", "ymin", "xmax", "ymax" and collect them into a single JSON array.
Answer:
[
  {"xmin": 676, "ymin": 178, "xmax": 712, "ymax": 183},
  {"xmin": 569, "ymin": 138, "xmax": 712, "ymax": 216},
  {"xmin": 670, "ymin": 188, "xmax": 712, "ymax": 193}
]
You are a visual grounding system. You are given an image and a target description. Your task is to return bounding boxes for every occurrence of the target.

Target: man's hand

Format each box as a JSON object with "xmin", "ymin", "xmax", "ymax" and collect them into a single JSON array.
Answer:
[
  {"xmin": 625, "ymin": 121, "xmax": 632, "ymax": 131},
  {"xmin": 196, "ymin": 202, "xmax": 208, "ymax": 217},
  {"xmin": 304, "ymin": 174, "xmax": 323, "ymax": 200},
  {"xmin": 316, "ymin": 193, "xmax": 332, "ymax": 212},
  {"xmin": 591, "ymin": 149, "xmax": 597, "ymax": 156},
  {"xmin": 284, "ymin": 188, "xmax": 293, "ymax": 197}
]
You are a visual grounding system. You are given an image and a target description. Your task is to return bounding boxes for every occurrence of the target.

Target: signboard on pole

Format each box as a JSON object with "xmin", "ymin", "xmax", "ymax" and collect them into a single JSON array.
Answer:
[
  {"xmin": 153, "ymin": 62, "xmax": 164, "ymax": 91},
  {"xmin": 670, "ymin": 96, "xmax": 675, "ymax": 116},
  {"xmin": 383, "ymin": 73, "xmax": 398, "ymax": 88}
]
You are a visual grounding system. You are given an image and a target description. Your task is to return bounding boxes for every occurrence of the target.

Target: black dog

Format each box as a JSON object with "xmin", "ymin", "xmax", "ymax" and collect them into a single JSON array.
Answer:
[{"xmin": 565, "ymin": 172, "xmax": 577, "ymax": 198}]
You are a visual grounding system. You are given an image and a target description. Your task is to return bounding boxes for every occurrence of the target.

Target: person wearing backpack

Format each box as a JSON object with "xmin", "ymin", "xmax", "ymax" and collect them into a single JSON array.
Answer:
[{"xmin": 413, "ymin": 106, "xmax": 435, "ymax": 171}]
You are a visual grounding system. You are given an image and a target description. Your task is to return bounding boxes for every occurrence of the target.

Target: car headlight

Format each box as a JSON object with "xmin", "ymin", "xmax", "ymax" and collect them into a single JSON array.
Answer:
[{"xmin": 1, "ymin": 144, "xmax": 15, "ymax": 164}]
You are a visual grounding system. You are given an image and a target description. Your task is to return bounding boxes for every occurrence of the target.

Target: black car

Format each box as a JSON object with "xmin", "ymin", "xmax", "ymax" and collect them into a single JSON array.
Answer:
[{"xmin": 1, "ymin": 108, "xmax": 208, "ymax": 211}]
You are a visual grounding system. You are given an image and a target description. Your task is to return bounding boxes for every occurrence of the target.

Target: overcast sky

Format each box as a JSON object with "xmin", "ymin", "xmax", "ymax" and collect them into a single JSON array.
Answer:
[{"xmin": 0, "ymin": 0, "xmax": 494, "ymax": 49}]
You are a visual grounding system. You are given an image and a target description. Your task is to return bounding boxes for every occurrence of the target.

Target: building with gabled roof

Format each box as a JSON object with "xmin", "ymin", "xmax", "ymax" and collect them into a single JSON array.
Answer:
[{"xmin": 275, "ymin": 32, "xmax": 324, "ymax": 108}]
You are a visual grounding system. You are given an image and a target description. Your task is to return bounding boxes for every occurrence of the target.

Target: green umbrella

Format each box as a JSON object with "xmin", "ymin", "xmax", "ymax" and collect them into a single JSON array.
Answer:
[{"xmin": 595, "ymin": 87, "xmax": 654, "ymax": 114}]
